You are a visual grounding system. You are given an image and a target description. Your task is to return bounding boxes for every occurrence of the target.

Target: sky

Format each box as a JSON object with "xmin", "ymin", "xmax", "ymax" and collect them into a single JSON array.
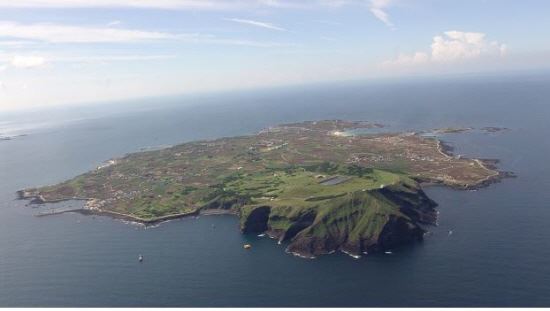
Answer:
[{"xmin": 0, "ymin": 0, "xmax": 549, "ymax": 110}]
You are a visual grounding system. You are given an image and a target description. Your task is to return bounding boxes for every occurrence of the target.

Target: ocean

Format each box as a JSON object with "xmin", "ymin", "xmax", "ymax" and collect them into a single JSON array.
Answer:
[{"xmin": 1, "ymin": 73, "xmax": 549, "ymax": 307}]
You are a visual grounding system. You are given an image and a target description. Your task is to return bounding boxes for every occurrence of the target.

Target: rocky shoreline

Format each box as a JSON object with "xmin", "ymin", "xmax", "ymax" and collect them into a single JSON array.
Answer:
[
  {"xmin": 18, "ymin": 183, "xmax": 438, "ymax": 259},
  {"xmin": 433, "ymin": 139, "xmax": 515, "ymax": 190},
  {"xmin": 238, "ymin": 184, "xmax": 438, "ymax": 259}
]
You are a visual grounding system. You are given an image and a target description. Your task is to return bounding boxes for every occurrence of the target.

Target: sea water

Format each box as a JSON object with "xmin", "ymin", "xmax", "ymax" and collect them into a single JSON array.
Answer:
[{"xmin": 1, "ymin": 73, "xmax": 549, "ymax": 307}]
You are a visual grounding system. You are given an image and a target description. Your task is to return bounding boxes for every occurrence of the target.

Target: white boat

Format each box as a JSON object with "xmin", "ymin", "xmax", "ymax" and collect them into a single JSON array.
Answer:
[
  {"xmin": 384, "ymin": 251, "xmax": 393, "ymax": 255},
  {"xmin": 138, "ymin": 254, "xmax": 143, "ymax": 262}
]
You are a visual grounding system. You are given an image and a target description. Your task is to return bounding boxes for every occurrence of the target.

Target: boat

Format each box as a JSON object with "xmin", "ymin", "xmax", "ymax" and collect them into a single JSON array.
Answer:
[
  {"xmin": 138, "ymin": 254, "xmax": 143, "ymax": 262},
  {"xmin": 448, "ymin": 230, "xmax": 453, "ymax": 236},
  {"xmin": 257, "ymin": 233, "xmax": 266, "ymax": 237},
  {"xmin": 243, "ymin": 244, "xmax": 252, "ymax": 250},
  {"xmin": 384, "ymin": 251, "xmax": 393, "ymax": 255}
]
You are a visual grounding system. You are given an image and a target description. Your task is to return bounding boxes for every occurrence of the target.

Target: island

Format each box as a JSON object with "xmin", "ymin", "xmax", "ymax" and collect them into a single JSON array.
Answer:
[{"xmin": 18, "ymin": 120, "xmax": 510, "ymax": 258}]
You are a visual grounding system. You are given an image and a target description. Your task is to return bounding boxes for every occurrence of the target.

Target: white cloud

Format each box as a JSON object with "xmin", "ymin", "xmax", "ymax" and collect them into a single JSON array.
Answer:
[
  {"xmin": 0, "ymin": 0, "xmax": 314, "ymax": 10},
  {"xmin": 0, "ymin": 21, "xmax": 174, "ymax": 43},
  {"xmin": 55, "ymin": 54, "xmax": 176, "ymax": 63},
  {"xmin": 318, "ymin": 0, "xmax": 352, "ymax": 7},
  {"xmin": 369, "ymin": 0, "xmax": 394, "ymax": 28},
  {"xmin": 10, "ymin": 55, "xmax": 46, "ymax": 68},
  {"xmin": 0, "ymin": 40, "xmax": 36, "ymax": 47},
  {"xmin": 195, "ymin": 38, "xmax": 294, "ymax": 48},
  {"xmin": 225, "ymin": 18, "xmax": 286, "ymax": 31},
  {"xmin": 1, "ymin": 52, "xmax": 177, "ymax": 71},
  {"xmin": 431, "ymin": 31, "xmax": 506, "ymax": 62},
  {"xmin": 257, "ymin": 0, "xmax": 352, "ymax": 9},
  {"xmin": 0, "ymin": 21, "xmax": 292, "ymax": 47},
  {"xmin": 0, "ymin": 0, "xmax": 244, "ymax": 10},
  {"xmin": 256, "ymin": 0, "xmax": 309, "ymax": 9},
  {"xmin": 0, "ymin": 0, "xmax": 361, "ymax": 10},
  {"xmin": 384, "ymin": 31, "xmax": 507, "ymax": 67},
  {"xmin": 106, "ymin": 20, "xmax": 122, "ymax": 27},
  {"xmin": 1, "ymin": 51, "xmax": 177, "ymax": 68}
]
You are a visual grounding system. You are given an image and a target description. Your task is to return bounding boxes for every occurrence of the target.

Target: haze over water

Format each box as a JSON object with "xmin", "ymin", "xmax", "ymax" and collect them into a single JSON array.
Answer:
[{"xmin": 1, "ymin": 73, "xmax": 549, "ymax": 307}]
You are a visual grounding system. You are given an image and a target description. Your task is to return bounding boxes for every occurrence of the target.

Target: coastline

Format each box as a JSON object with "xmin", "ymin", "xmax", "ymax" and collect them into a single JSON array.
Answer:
[
  {"xmin": 14, "ymin": 121, "xmax": 516, "ymax": 260},
  {"xmin": 433, "ymin": 138, "xmax": 515, "ymax": 190},
  {"xmin": 20, "ymin": 190, "xmax": 238, "ymax": 226},
  {"xmin": 33, "ymin": 205, "xmax": 200, "ymax": 225},
  {"xmin": 18, "ymin": 166, "xmax": 500, "ymax": 259}
]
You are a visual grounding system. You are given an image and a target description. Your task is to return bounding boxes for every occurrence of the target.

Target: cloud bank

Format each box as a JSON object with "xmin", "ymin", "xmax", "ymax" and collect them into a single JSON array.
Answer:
[{"xmin": 384, "ymin": 31, "xmax": 507, "ymax": 67}]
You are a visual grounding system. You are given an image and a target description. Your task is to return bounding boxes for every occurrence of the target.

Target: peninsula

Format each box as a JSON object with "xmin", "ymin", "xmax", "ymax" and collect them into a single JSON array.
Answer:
[{"xmin": 19, "ymin": 120, "xmax": 508, "ymax": 258}]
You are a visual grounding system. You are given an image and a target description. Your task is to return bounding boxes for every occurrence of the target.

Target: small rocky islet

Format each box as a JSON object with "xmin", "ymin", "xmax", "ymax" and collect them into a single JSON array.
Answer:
[{"xmin": 18, "ymin": 120, "xmax": 511, "ymax": 258}]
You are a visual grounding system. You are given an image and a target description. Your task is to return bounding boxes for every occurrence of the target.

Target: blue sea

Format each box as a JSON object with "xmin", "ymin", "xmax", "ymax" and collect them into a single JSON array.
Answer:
[{"xmin": 1, "ymin": 73, "xmax": 549, "ymax": 307}]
